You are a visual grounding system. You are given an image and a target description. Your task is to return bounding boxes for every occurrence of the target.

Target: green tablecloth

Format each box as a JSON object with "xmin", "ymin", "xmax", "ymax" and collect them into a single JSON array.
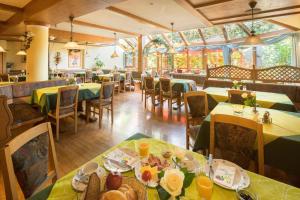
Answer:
[
  {"xmin": 0, "ymin": 82, "xmax": 12, "ymax": 85},
  {"xmin": 203, "ymin": 87, "xmax": 296, "ymax": 112},
  {"xmin": 93, "ymin": 73, "xmax": 126, "ymax": 82},
  {"xmin": 193, "ymin": 102, "xmax": 300, "ymax": 176},
  {"xmin": 42, "ymin": 134, "xmax": 300, "ymax": 200},
  {"xmin": 31, "ymin": 83, "xmax": 101, "ymax": 114},
  {"xmin": 154, "ymin": 78, "xmax": 196, "ymax": 93}
]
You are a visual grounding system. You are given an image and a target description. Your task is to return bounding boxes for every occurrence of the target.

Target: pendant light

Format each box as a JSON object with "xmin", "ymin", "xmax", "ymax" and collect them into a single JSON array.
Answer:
[
  {"xmin": 111, "ymin": 32, "xmax": 119, "ymax": 58},
  {"xmin": 64, "ymin": 15, "xmax": 83, "ymax": 50},
  {"xmin": 243, "ymin": 1, "xmax": 264, "ymax": 46},
  {"xmin": 168, "ymin": 22, "xmax": 176, "ymax": 54}
]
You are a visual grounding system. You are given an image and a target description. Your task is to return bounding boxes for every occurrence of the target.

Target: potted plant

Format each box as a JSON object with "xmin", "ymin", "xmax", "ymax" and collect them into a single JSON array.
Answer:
[{"xmin": 93, "ymin": 56, "xmax": 104, "ymax": 71}]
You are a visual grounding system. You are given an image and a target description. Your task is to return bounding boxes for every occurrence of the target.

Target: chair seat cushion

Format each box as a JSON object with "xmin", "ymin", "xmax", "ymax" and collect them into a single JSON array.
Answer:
[
  {"xmin": 12, "ymin": 132, "xmax": 49, "ymax": 198},
  {"xmin": 161, "ymin": 91, "xmax": 180, "ymax": 98},
  {"xmin": 89, "ymin": 98, "xmax": 112, "ymax": 107},
  {"xmin": 49, "ymin": 107, "xmax": 75, "ymax": 117}
]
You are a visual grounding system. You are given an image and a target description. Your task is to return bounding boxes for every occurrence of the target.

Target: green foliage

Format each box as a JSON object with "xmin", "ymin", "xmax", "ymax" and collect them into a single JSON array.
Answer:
[
  {"xmin": 190, "ymin": 55, "xmax": 203, "ymax": 69},
  {"xmin": 143, "ymin": 37, "xmax": 169, "ymax": 55},
  {"xmin": 260, "ymin": 37, "xmax": 292, "ymax": 67},
  {"xmin": 244, "ymin": 20, "xmax": 283, "ymax": 35},
  {"xmin": 224, "ymin": 24, "xmax": 247, "ymax": 40},
  {"xmin": 202, "ymin": 27, "xmax": 224, "ymax": 41},
  {"xmin": 182, "ymin": 29, "xmax": 202, "ymax": 43},
  {"xmin": 94, "ymin": 56, "xmax": 104, "ymax": 68},
  {"xmin": 174, "ymin": 54, "xmax": 187, "ymax": 69}
]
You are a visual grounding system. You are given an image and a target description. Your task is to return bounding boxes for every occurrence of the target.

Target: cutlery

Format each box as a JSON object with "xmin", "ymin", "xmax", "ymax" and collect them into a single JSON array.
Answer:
[{"xmin": 103, "ymin": 156, "xmax": 132, "ymax": 169}]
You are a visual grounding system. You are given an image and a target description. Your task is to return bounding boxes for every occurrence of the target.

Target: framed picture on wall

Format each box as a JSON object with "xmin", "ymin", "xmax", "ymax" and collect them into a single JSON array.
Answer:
[{"xmin": 68, "ymin": 49, "xmax": 83, "ymax": 68}]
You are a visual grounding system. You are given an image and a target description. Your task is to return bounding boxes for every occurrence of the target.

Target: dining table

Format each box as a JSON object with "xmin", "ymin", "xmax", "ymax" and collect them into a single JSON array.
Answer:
[
  {"xmin": 203, "ymin": 87, "xmax": 296, "ymax": 112},
  {"xmin": 31, "ymin": 133, "xmax": 300, "ymax": 200},
  {"xmin": 31, "ymin": 83, "xmax": 101, "ymax": 114},
  {"xmin": 154, "ymin": 78, "xmax": 197, "ymax": 93},
  {"xmin": 193, "ymin": 102, "xmax": 300, "ymax": 176},
  {"xmin": 94, "ymin": 73, "xmax": 126, "ymax": 82}
]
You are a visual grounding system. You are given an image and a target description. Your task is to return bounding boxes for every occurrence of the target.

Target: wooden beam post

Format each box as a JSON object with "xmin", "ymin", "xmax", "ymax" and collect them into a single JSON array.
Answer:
[{"xmin": 137, "ymin": 35, "xmax": 143, "ymax": 72}]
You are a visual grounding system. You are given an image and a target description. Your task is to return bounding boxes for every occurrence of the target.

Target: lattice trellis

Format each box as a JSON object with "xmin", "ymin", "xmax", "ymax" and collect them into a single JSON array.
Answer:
[
  {"xmin": 255, "ymin": 65, "xmax": 300, "ymax": 83},
  {"xmin": 207, "ymin": 65, "xmax": 253, "ymax": 80}
]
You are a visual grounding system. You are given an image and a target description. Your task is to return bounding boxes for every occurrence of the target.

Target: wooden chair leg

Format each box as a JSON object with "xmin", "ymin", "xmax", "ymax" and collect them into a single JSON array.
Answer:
[
  {"xmin": 151, "ymin": 94, "xmax": 155, "ymax": 111},
  {"xmin": 56, "ymin": 119, "xmax": 60, "ymax": 141},
  {"xmin": 86, "ymin": 103, "xmax": 90, "ymax": 123},
  {"xmin": 98, "ymin": 107, "xmax": 102, "ymax": 129},
  {"xmin": 74, "ymin": 111, "xmax": 78, "ymax": 134},
  {"xmin": 111, "ymin": 104, "xmax": 113, "ymax": 124},
  {"xmin": 186, "ymin": 131, "xmax": 190, "ymax": 150},
  {"xmin": 144, "ymin": 93, "xmax": 147, "ymax": 109}
]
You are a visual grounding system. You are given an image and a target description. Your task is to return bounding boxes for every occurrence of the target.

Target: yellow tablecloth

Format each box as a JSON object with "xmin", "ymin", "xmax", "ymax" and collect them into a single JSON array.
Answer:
[{"xmin": 48, "ymin": 138, "xmax": 300, "ymax": 200}]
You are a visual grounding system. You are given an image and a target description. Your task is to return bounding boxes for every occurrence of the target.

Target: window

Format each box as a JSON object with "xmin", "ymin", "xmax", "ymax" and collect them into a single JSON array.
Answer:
[
  {"xmin": 207, "ymin": 49, "xmax": 224, "ymax": 66},
  {"xmin": 244, "ymin": 20, "xmax": 284, "ymax": 35},
  {"xmin": 256, "ymin": 36, "xmax": 292, "ymax": 68},
  {"xmin": 231, "ymin": 48, "xmax": 252, "ymax": 68},
  {"xmin": 146, "ymin": 53, "xmax": 158, "ymax": 70},
  {"xmin": 224, "ymin": 24, "xmax": 247, "ymax": 40},
  {"xmin": 189, "ymin": 51, "xmax": 203, "ymax": 69},
  {"xmin": 162, "ymin": 54, "xmax": 173, "ymax": 70},
  {"xmin": 201, "ymin": 27, "xmax": 225, "ymax": 43},
  {"xmin": 182, "ymin": 29, "xmax": 202, "ymax": 44},
  {"xmin": 124, "ymin": 52, "xmax": 134, "ymax": 68},
  {"xmin": 174, "ymin": 53, "xmax": 187, "ymax": 69},
  {"xmin": 165, "ymin": 32, "xmax": 184, "ymax": 47}
]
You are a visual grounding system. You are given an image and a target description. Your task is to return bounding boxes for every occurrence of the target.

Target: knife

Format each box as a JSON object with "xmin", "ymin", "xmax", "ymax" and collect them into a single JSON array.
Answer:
[{"xmin": 103, "ymin": 156, "xmax": 132, "ymax": 169}]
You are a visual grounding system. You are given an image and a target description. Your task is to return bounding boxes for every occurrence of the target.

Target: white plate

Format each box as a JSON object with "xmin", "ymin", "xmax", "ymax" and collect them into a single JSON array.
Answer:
[
  {"xmin": 72, "ymin": 165, "xmax": 106, "ymax": 192},
  {"xmin": 211, "ymin": 159, "xmax": 250, "ymax": 190},
  {"xmin": 103, "ymin": 159, "xmax": 132, "ymax": 173},
  {"xmin": 134, "ymin": 162, "xmax": 159, "ymax": 188}
]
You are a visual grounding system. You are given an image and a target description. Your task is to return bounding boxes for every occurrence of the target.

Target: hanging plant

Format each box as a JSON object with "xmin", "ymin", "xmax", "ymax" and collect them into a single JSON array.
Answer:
[{"xmin": 143, "ymin": 38, "xmax": 169, "ymax": 55}]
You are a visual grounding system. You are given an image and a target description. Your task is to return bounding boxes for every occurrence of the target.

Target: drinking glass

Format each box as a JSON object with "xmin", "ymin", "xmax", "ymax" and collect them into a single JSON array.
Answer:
[
  {"xmin": 138, "ymin": 143, "xmax": 150, "ymax": 157},
  {"xmin": 196, "ymin": 175, "xmax": 213, "ymax": 200}
]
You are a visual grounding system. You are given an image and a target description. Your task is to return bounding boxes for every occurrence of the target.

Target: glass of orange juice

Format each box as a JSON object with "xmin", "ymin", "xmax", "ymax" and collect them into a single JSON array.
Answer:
[
  {"xmin": 138, "ymin": 143, "xmax": 150, "ymax": 157},
  {"xmin": 196, "ymin": 175, "xmax": 213, "ymax": 200}
]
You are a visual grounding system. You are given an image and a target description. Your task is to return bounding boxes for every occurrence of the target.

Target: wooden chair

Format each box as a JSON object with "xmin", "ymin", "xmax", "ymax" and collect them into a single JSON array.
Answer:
[
  {"xmin": 159, "ymin": 78, "xmax": 180, "ymax": 111},
  {"xmin": 228, "ymin": 89, "xmax": 251, "ymax": 105},
  {"xmin": 86, "ymin": 82, "xmax": 114, "ymax": 128},
  {"xmin": 48, "ymin": 86, "xmax": 79, "ymax": 141},
  {"xmin": 144, "ymin": 77, "xmax": 159, "ymax": 110},
  {"xmin": 0, "ymin": 95, "xmax": 13, "ymax": 148},
  {"xmin": 85, "ymin": 70, "xmax": 93, "ymax": 83},
  {"xmin": 113, "ymin": 73, "xmax": 121, "ymax": 94},
  {"xmin": 8, "ymin": 75, "xmax": 18, "ymax": 83},
  {"xmin": 124, "ymin": 71, "xmax": 133, "ymax": 92},
  {"xmin": 0, "ymin": 122, "xmax": 59, "ymax": 200},
  {"xmin": 184, "ymin": 91, "xmax": 208, "ymax": 150},
  {"xmin": 210, "ymin": 114, "xmax": 264, "ymax": 175}
]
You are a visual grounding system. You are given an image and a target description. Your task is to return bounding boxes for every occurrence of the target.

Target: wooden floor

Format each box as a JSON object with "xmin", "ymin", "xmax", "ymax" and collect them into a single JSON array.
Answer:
[{"xmin": 1, "ymin": 87, "xmax": 298, "ymax": 199}]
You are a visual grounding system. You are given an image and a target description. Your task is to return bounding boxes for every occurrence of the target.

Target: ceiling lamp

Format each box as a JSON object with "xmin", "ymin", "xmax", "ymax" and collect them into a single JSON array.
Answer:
[
  {"xmin": 243, "ymin": 0, "xmax": 264, "ymax": 46},
  {"xmin": 16, "ymin": 50, "xmax": 27, "ymax": 56},
  {"xmin": 0, "ymin": 46, "xmax": 6, "ymax": 52},
  {"xmin": 64, "ymin": 15, "xmax": 83, "ymax": 50},
  {"xmin": 168, "ymin": 22, "xmax": 176, "ymax": 54},
  {"xmin": 111, "ymin": 32, "xmax": 119, "ymax": 58}
]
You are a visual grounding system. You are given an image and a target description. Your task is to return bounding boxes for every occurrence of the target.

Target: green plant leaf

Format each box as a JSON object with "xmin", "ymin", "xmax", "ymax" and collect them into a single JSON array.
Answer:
[
  {"xmin": 158, "ymin": 171, "xmax": 165, "ymax": 179},
  {"xmin": 183, "ymin": 172, "xmax": 195, "ymax": 188},
  {"xmin": 157, "ymin": 185, "xmax": 171, "ymax": 200}
]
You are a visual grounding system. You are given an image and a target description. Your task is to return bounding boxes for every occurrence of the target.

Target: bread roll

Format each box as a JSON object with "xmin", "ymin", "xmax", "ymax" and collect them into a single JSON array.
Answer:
[{"xmin": 100, "ymin": 190, "xmax": 127, "ymax": 200}]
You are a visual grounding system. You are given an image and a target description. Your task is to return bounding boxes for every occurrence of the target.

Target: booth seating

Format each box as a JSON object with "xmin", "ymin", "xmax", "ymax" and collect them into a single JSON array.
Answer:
[
  {"xmin": 0, "ymin": 80, "xmax": 67, "ymax": 139},
  {"xmin": 203, "ymin": 65, "xmax": 300, "ymax": 110}
]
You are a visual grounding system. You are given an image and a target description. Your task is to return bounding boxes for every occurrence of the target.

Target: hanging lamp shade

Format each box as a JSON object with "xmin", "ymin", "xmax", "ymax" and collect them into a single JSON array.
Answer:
[
  {"xmin": 168, "ymin": 22, "xmax": 177, "ymax": 54},
  {"xmin": 111, "ymin": 32, "xmax": 119, "ymax": 58},
  {"xmin": 64, "ymin": 15, "xmax": 84, "ymax": 50},
  {"xmin": 16, "ymin": 50, "xmax": 27, "ymax": 56},
  {"xmin": 0, "ymin": 46, "xmax": 6, "ymax": 52},
  {"xmin": 243, "ymin": 1, "xmax": 264, "ymax": 46}
]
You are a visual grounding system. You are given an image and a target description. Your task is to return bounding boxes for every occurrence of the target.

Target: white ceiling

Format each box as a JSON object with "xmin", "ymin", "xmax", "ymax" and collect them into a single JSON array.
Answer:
[{"xmin": 52, "ymin": 0, "xmax": 207, "ymax": 39}]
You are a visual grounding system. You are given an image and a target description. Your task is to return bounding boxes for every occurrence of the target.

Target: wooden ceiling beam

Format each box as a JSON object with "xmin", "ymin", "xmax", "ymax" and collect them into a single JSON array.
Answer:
[
  {"xmin": 221, "ymin": 26, "xmax": 228, "ymax": 43},
  {"xmin": 267, "ymin": 19, "xmax": 300, "ymax": 31},
  {"xmin": 194, "ymin": 0, "xmax": 234, "ymax": 9},
  {"xmin": 238, "ymin": 23, "xmax": 251, "ymax": 36},
  {"xmin": 73, "ymin": 20, "xmax": 140, "ymax": 36},
  {"xmin": 198, "ymin": 29, "xmax": 206, "ymax": 45},
  {"xmin": 210, "ymin": 5, "xmax": 300, "ymax": 22},
  {"xmin": 213, "ymin": 11, "xmax": 300, "ymax": 25},
  {"xmin": 106, "ymin": 6, "xmax": 171, "ymax": 31},
  {"xmin": 179, "ymin": 32, "xmax": 188, "ymax": 46},
  {"xmin": 174, "ymin": 0, "xmax": 212, "ymax": 26},
  {"xmin": 0, "ymin": 3, "xmax": 23, "ymax": 13},
  {"xmin": 124, "ymin": 39, "xmax": 135, "ymax": 49},
  {"xmin": 49, "ymin": 29, "xmax": 114, "ymax": 44}
]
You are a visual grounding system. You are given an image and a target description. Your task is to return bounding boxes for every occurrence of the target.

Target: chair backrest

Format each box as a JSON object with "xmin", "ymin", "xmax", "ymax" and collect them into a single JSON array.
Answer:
[
  {"xmin": 0, "ymin": 122, "xmax": 59, "ymax": 199},
  {"xmin": 86, "ymin": 70, "xmax": 93, "ymax": 79},
  {"xmin": 184, "ymin": 91, "xmax": 208, "ymax": 127},
  {"xmin": 228, "ymin": 89, "xmax": 251, "ymax": 105},
  {"xmin": 125, "ymin": 72, "xmax": 132, "ymax": 81},
  {"xmin": 8, "ymin": 75, "xmax": 18, "ymax": 83},
  {"xmin": 56, "ymin": 86, "xmax": 79, "ymax": 116},
  {"xmin": 0, "ymin": 95, "xmax": 13, "ymax": 148},
  {"xmin": 113, "ymin": 73, "xmax": 121, "ymax": 82},
  {"xmin": 210, "ymin": 114, "xmax": 264, "ymax": 175},
  {"xmin": 159, "ymin": 78, "xmax": 171, "ymax": 93},
  {"xmin": 100, "ymin": 82, "xmax": 114, "ymax": 100},
  {"xmin": 144, "ymin": 77, "xmax": 154, "ymax": 90}
]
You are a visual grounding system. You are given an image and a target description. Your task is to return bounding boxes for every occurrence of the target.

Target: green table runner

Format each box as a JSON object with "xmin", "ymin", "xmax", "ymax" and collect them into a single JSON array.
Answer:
[
  {"xmin": 203, "ymin": 87, "xmax": 296, "ymax": 112},
  {"xmin": 93, "ymin": 73, "xmax": 126, "ymax": 82},
  {"xmin": 154, "ymin": 78, "xmax": 196, "ymax": 93},
  {"xmin": 193, "ymin": 102, "xmax": 300, "ymax": 176},
  {"xmin": 32, "ymin": 83, "xmax": 101, "ymax": 114},
  {"xmin": 46, "ymin": 136, "xmax": 300, "ymax": 200}
]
